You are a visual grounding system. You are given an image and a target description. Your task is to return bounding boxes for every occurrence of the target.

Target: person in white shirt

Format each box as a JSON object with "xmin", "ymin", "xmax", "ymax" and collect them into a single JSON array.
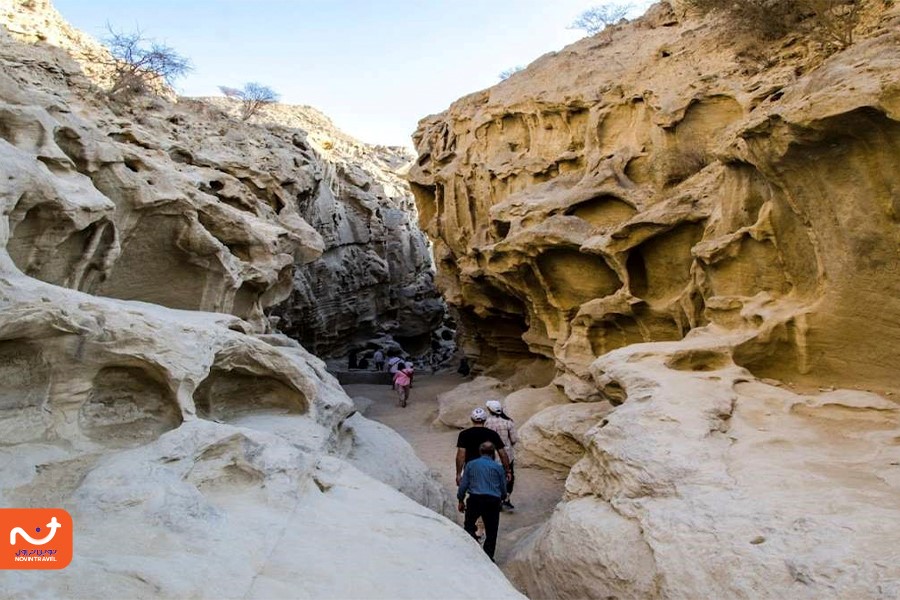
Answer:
[{"xmin": 484, "ymin": 400, "xmax": 519, "ymax": 510}]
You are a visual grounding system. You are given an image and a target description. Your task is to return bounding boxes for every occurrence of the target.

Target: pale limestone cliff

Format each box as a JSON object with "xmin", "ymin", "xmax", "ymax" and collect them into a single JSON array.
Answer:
[
  {"xmin": 411, "ymin": 2, "xmax": 900, "ymax": 597},
  {"xmin": 0, "ymin": 1, "xmax": 325, "ymax": 331},
  {"xmin": 0, "ymin": 2, "xmax": 519, "ymax": 597}
]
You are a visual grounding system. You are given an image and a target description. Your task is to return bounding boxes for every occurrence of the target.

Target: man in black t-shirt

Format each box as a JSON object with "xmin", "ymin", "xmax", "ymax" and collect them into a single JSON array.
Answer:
[{"xmin": 456, "ymin": 408, "xmax": 512, "ymax": 485}]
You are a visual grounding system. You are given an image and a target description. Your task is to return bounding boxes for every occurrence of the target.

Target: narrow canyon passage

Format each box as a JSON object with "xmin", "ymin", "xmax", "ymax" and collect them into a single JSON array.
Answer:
[
  {"xmin": 3, "ymin": 1, "xmax": 900, "ymax": 597},
  {"xmin": 343, "ymin": 373, "xmax": 565, "ymax": 568}
]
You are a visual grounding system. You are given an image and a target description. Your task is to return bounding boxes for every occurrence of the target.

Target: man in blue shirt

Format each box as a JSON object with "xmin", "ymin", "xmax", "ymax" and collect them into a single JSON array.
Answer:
[{"xmin": 457, "ymin": 441, "xmax": 507, "ymax": 560}]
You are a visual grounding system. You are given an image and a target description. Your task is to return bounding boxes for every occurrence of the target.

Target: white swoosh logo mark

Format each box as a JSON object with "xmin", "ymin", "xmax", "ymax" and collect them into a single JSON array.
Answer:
[{"xmin": 9, "ymin": 517, "xmax": 61, "ymax": 545}]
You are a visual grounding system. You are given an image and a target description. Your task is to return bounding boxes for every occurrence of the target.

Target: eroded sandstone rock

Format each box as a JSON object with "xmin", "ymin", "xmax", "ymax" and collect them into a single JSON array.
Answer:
[
  {"xmin": 501, "ymin": 384, "xmax": 570, "ymax": 424},
  {"xmin": 517, "ymin": 401, "xmax": 614, "ymax": 473},
  {"xmin": 506, "ymin": 496, "xmax": 660, "ymax": 599},
  {"xmin": 412, "ymin": 2, "xmax": 900, "ymax": 597},
  {"xmin": 409, "ymin": 1, "xmax": 900, "ymax": 395},
  {"xmin": 338, "ymin": 412, "xmax": 455, "ymax": 516},
  {"xmin": 1, "ymin": 0, "xmax": 445, "ymax": 357},
  {"xmin": 0, "ymin": 21, "xmax": 324, "ymax": 332}
]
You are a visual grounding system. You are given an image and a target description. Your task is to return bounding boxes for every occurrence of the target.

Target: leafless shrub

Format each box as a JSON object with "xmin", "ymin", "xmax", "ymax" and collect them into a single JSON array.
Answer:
[
  {"xmin": 569, "ymin": 3, "xmax": 633, "ymax": 35},
  {"xmin": 805, "ymin": 0, "xmax": 865, "ymax": 48},
  {"xmin": 83, "ymin": 24, "xmax": 191, "ymax": 100},
  {"xmin": 219, "ymin": 82, "xmax": 280, "ymax": 121},
  {"xmin": 498, "ymin": 66, "xmax": 525, "ymax": 80},
  {"xmin": 684, "ymin": 0, "xmax": 802, "ymax": 39}
]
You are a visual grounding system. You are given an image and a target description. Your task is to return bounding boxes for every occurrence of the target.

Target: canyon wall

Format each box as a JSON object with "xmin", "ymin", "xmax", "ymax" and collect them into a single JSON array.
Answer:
[
  {"xmin": 411, "ymin": 2, "xmax": 900, "ymax": 597},
  {"xmin": 411, "ymin": 2, "xmax": 900, "ymax": 397},
  {"xmin": 2, "ymin": 0, "xmax": 446, "ymax": 358},
  {"xmin": 0, "ymin": 2, "xmax": 515, "ymax": 597},
  {"xmin": 235, "ymin": 101, "xmax": 446, "ymax": 357},
  {"xmin": 1, "ymin": 3, "xmax": 325, "ymax": 332}
]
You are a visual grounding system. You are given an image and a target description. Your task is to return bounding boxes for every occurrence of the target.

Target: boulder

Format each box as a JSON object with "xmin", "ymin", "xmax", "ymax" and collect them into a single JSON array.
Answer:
[
  {"xmin": 436, "ymin": 376, "xmax": 511, "ymax": 428},
  {"xmin": 506, "ymin": 496, "xmax": 659, "ymax": 599},
  {"xmin": 502, "ymin": 384, "xmax": 570, "ymax": 425},
  {"xmin": 338, "ymin": 412, "xmax": 455, "ymax": 517},
  {"xmin": 517, "ymin": 401, "xmax": 614, "ymax": 473}
]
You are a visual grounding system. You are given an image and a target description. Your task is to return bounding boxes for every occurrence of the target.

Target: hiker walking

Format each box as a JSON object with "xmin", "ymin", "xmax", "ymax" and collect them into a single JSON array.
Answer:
[
  {"xmin": 373, "ymin": 348, "xmax": 385, "ymax": 371},
  {"xmin": 485, "ymin": 400, "xmax": 518, "ymax": 510},
  {"xmin": 387, "ymin": 354, "xmax": 403, "ymax": 375},
  {"xmin": 455, "ymin": 408, "xmax": 511, "ymax": 485},
  {"xmin": 393, "ymin": 363, "xmax": 414, "ymax": 407},
  {"xmin": 457, "ymin": 441, "xmax": 507, "ymax": 561}
]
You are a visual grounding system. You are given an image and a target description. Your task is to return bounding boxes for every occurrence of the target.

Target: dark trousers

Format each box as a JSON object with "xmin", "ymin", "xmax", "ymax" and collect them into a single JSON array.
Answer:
[
  {"xmin": 463, "ymin": 494, "xmax": 501, "ymax": 559},
  {"xmin": 507, "ymin": 461, "xmax": 515, "ymax": 495}
]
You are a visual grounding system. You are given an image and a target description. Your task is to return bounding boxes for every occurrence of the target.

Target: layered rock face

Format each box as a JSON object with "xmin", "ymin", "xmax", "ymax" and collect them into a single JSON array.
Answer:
[
  {"xmin": 235, "ymin": 101, "xmax": 446, "ymax": 357},
  {"xmin": 412, "ymin": 2, "xmax": 900, "ymax": 597},
  {"xmin": 0, "ymin": 3, "xmax": 517, "ymax": 597}
]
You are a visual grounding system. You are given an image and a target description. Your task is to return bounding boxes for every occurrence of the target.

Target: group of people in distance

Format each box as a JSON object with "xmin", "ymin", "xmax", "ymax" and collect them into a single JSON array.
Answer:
[
  {"xmin": 371, "ymin": 346, "xmax": 519, "ymax": 560},
  {"xmin": 455, "ymin": 401, "xmax": 519, "ymax": 561}
]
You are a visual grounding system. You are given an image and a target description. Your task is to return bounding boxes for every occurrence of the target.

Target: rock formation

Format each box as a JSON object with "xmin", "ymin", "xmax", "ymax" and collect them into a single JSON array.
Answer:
[
  {"xmin": 0, "ymin": 2, "xmax": 519, "ymax": 597},
  {"xmin": 2, "ymin": 0, "xmax": 447, "ymax": 359},
  {"xmin": 231, "ymin": 100, "xmax": 446, "ymax": 358},
  {"xmin": 411, "ymin": 2, "xmax": 900, "ymax": 597},
  {"xmin": 1, "ymin": 0, "xmax": 324, "ymax": 331}
]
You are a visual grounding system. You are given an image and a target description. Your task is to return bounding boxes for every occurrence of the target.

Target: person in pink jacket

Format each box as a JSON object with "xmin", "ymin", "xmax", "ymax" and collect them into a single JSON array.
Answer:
[{"xmin": 393, "ymin": 363, "xmax": 414, "ymax": 407}]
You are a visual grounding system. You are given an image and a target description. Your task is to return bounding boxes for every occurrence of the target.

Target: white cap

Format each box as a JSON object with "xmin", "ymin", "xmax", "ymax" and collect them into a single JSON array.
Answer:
[
  {"xmin": 470, "ymin": 408, "xmax": 487, "ymax": 422},
  {"xmin": 485, "ymin": 400, "xmax": 502, "ymax": 415}
]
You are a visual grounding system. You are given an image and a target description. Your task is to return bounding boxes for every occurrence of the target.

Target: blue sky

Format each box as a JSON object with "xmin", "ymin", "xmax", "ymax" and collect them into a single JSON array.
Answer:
[{"xmin": 55, "ymin": 1, "xmax": 654, "ymax": 147}]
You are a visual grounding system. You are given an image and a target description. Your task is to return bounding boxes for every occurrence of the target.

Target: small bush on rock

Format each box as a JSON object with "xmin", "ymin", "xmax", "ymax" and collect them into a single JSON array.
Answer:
[
  {"xmin": 805, "ymin": 0, "xmax": 865, "ymax": 48},
  {"xmin": 686, "ymin": 0, "xmax": 867, "ymax": 49},
  {"xmin": 685, "ymin": 0, "xmax": 803, "ymax": 39}
]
